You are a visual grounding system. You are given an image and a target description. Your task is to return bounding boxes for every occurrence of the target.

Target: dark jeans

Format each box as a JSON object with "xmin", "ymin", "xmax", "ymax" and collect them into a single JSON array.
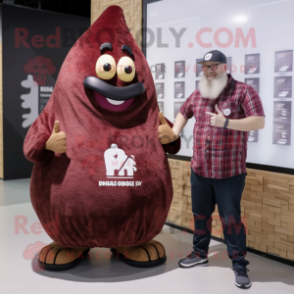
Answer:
[{"xmin": 190, "ymin": 168, "xmax": 249, "ymax": 268}]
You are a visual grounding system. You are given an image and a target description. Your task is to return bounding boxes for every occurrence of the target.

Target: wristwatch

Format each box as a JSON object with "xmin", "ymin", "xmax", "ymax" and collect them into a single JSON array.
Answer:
[{"xmin": 223, "ymin": 118, "xmax": 229, "ymax": 129}]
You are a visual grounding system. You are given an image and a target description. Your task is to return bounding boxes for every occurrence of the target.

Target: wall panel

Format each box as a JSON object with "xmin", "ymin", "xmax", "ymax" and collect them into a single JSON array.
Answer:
[
  {"xmin": 91, "ymin": 0, "xmax": 142, "ymax": 48},
  {"xmin": 91, "ymin": 0, "xmax": 294, "ymax": 262}
]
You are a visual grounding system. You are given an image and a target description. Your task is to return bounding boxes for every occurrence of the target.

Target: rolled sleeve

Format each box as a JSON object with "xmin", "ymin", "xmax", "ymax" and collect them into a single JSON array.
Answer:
[
  {"xmin": 179, "ymin": 92, "xmax": 194, "ymax": 120},
  {"xmin": 242, "ymin": 85, "xmax": 265, "ymax": 117}
]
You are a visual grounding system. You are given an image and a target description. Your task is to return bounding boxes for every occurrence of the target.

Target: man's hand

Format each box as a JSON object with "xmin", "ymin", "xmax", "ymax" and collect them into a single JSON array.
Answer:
[
  {"xmin": 45, "ymin": 120, "xmax": 67, "ymax": 153},
  {"xmin": 158, "ymin": 112, "xmax": 178, "ymax": 144},
  {"xmin": 206, "ymin": 105, "xmax": 226, "ymax": 128}
]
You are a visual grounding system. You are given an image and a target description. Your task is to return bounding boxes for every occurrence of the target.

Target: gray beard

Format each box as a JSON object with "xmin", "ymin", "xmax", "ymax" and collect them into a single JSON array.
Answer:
[{"xmin": 198, "ymin": 72, "xmax": 228, "ymax": 100}]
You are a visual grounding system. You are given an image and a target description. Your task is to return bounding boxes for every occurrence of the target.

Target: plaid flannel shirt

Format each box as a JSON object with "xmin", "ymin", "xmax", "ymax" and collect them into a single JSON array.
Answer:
[{"xmin": 179, "ymin": 74, "xmax": 265, "ymax": 179}]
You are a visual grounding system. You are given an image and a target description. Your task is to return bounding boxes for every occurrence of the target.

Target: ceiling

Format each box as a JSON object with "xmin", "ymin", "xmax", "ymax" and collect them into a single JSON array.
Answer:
[{"xmin": 1, "ymin": 0, "xmax": 91, "ymax": 18}]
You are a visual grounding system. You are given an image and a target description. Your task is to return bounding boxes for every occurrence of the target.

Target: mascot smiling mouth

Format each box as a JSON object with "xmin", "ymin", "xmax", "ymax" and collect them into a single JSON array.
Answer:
[{"xmin": 83, "ymin": 43, "xmax": 145, "ymax": 112}]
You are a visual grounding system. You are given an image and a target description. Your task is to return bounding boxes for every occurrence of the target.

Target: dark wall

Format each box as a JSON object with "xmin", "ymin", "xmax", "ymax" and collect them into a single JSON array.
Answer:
[
  {"xmin": 1, "ymin": 4, "xmax": 89, "ymax": 179},
  {"xmin": 0, "ymin": 0, "xmax": 91, "ymax": 18}
]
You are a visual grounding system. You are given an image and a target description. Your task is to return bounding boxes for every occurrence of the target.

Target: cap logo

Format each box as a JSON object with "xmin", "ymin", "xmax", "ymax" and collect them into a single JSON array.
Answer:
[{"xmin": 204, "ymin": 53, "xmax": 213, "ymax": 61}]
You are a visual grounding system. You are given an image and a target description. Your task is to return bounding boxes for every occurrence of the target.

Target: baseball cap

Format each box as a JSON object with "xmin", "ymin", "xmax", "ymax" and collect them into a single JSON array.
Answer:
[{"xmin": 198, "ymin": 50, "xmax": 227, "ymax": 65}]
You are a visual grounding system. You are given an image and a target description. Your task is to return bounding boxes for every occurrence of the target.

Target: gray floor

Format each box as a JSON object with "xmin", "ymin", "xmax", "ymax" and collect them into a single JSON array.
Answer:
[
  {"xmin": 1, "ymin": 178, "xmax": 294, "ymax": 294},
  {"xmin": 0, "ymin": 178, "xmax": 31, "ymax": 206}
]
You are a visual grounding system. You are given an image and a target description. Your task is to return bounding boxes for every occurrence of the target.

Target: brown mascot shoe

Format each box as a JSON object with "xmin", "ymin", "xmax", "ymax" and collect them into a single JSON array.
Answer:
[
  {"xmin": 111, "ymin": 239, "xmax": 166, "ymax": 267},
  {"xmin": 38, "ymin": 242, "xmax": 90, "ymax": 271}
]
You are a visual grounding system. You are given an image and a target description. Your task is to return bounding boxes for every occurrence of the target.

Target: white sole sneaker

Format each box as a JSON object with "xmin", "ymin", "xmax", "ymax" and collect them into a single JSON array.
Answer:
[
  {"xmin": 235, "ymin": 281, "xmax": 252, "ymax": 289},
  {"xmin": 179, "ymin": 259, "xmax": 209, "ymax": 268}
]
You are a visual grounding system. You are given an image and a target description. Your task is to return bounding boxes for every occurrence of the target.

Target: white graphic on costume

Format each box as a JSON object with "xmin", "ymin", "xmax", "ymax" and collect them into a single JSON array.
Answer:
[
  {"xmin": 20, "ymin": 74, "xmax": 39, "ymax": 128},
  {"xmin": 104, "ymin": 144, "xmax": 137, "ymax": 178}
]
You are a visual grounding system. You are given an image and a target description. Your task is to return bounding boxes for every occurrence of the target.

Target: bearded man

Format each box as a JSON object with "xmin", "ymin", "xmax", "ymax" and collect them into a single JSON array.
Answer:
[{"xmin": 158, "ymin": 50, "xmax": 265, "ymax": 289}]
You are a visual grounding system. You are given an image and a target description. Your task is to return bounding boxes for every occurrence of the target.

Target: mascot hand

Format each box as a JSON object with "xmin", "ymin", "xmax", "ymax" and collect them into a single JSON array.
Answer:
[
  {"xmin": 45, "ymin": 120, "xmax": 67, "ymax": 153},
  {"xmin": 158, "ymin": 112, "xmax": 178, "ymax": 144}
]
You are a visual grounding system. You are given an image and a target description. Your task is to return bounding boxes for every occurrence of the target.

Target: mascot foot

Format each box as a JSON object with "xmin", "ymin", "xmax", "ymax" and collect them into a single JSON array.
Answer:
[
  {"xmin": 111, "ymin": 239, "xmax": 166, "ymax": 267},
  {"xmin": 38, "ymin": 242, "xmax": 90, "ymax": 271}
]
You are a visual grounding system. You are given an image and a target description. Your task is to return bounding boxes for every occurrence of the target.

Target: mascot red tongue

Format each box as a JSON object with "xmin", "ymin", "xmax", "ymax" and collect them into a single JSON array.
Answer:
[{"xmin": 23, "ymin": 5, "xmax": 180, "ymax": 268}]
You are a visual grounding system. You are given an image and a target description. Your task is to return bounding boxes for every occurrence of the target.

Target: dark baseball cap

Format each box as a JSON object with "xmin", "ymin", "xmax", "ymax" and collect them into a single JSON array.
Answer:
[{"xmin": 198, "ymin": 50, "xmax": 227, "ymax": 65}]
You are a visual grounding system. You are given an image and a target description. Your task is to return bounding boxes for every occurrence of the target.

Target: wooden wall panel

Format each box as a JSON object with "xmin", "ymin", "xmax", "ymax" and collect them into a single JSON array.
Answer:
[
  {"xmin": 168, "ymin": 158, "xmax": 294, "ymax": 262},
  {"xmin": 91, "ymin": 0, "xmax": 142, "ymax": 48}
]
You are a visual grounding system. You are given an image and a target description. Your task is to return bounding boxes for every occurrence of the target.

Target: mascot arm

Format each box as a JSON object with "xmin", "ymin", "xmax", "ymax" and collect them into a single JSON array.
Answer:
[
  {"xmin": 23, "ymin": 99, "xmax": 55, "ymax": 164},
  {"xmin": 161, "ymin": 117, "xmax": 181, "ymax": 155}
]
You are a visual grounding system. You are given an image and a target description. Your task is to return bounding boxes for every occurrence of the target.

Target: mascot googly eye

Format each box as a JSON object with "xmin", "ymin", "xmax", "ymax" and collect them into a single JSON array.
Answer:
[{"xmin": 95, "ymin": 54, "xmax": 117, "ymax": 80}]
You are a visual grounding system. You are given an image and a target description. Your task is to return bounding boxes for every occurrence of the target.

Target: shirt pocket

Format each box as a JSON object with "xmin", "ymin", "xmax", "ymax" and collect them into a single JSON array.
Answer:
[{"xmin": 218, "ymin": 101, "xmax": 239, "ymax": 119}]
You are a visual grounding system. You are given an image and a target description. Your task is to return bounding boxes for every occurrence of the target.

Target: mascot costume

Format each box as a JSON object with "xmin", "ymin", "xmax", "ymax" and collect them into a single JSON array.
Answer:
[{"xmin": 23, "ymin": 5, "xmax": 180, "ymax": 270}]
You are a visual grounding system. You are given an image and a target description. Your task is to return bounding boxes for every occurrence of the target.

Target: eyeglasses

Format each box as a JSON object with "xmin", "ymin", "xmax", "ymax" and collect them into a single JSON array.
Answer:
[{"xmin": 201, "ymin": 64, "xmax": 219, "ymax": 72}]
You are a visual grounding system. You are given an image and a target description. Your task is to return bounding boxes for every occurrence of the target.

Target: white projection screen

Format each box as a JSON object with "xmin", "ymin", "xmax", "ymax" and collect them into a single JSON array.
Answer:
[{"xmin": 145, "ymin": 0, "xmax": 294, "ymax": 172}]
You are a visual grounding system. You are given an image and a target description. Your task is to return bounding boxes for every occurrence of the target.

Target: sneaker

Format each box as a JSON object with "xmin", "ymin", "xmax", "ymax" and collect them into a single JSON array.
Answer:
[
  {"xmin": 233, "ymin": 266, "xmax": 251, "ymax": 289},
  {"xmin": 179, "ymin": 251, "xmax": 208, "ymax": 268}
]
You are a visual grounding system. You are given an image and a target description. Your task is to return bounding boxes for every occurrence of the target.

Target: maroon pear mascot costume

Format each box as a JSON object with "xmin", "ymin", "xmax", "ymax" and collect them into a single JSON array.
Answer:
[{"xmin": 23, "ymin": 5, "xmax": 180, "ymax": 270}]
